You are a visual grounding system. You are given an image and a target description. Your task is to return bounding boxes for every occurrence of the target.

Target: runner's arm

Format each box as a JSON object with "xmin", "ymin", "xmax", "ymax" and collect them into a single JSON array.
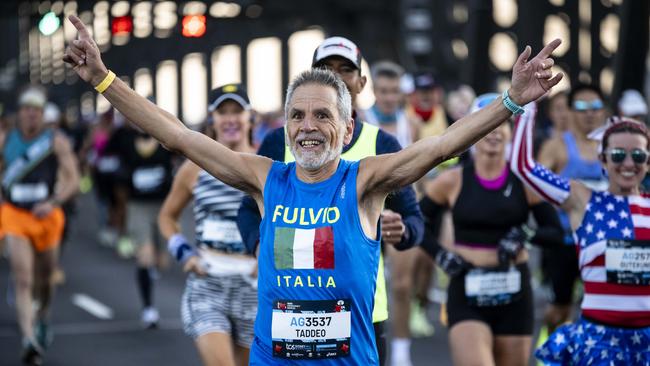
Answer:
[
  {"xmin": 358, "ymin": 40, "xmax": 563, "ymax": 198},
  {"xmin": 158, "ymin": 160, "xmax": 197, "ymax": 240},
  {"xmin": 528, "ymin": 201, "xmax": 563, "ymax": 248},
  {"xmin": 510, "ymin": 103, "xmax": 588, "ymax": 212},
  {"xmin": 236, "ymin": 128, "xmax": 285, "ymax": 255},
  {"xmin": 418, "ymin": 168, "xmax": 458, "ymax": 259},
  {"xmin": 63, "ymin": 15, "xmax": 271, "ymax": 196},
  {"xmin": 52, "ymin": 132, "xmax": 80, "ymax": 205}
]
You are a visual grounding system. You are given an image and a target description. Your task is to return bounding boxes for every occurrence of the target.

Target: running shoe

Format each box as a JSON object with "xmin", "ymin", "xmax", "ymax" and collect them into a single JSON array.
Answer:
[
  {"xmin": 34, "ymin": 321, "xmax": 53, "ymax": 350},
  {"xmin": 141, "ymin": 307, "xmax": 159, "ymax": 329},
  {"xmin": 116, "ymin": 236, "xmax": 135, "ymax": 258},
  {"xmin": 409, "ymin": 301, "xmax": 435, "ymax": 337},
  {"xmin": 21, "ymin": 338, "xmax": 43, "ymax": 365}
]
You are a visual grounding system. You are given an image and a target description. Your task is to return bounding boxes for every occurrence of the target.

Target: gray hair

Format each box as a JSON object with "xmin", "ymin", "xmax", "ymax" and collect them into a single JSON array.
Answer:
[
  {"xmin": 370, "ymin": 60, "xmax": 404, "ymax": 81},
  {"xmin": 284, "ymin": 68, "xmax": 352, "ymax": 124}
]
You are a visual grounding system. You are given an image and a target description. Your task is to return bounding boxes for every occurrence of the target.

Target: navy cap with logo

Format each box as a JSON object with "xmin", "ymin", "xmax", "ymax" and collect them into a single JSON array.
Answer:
[
  {"xmin": 208, "ymin": 84, "xmax": 251, "ymax": 111},
  {"xmin": 312, "ymin": 36, "xmax": 363, "ymax": 70},
  {"xmin": 413, "ymin": 72, "xmax": 437, "ymax": 90}
]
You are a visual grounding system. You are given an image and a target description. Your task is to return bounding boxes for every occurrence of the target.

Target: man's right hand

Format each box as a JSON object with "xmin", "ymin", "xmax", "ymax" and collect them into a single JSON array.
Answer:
[
  {"xmin": 183, "ymin": 256, "xmax": 207, "ymax": 276},
  {"xmin": 63, "ymin": 15, "xmax": 109, "ymax": 86}
]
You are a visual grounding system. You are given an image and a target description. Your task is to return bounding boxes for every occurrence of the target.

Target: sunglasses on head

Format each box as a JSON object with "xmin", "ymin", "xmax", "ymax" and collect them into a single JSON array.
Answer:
[
  {"xmin": 573, "ymin": 99, "xmax": 604, "ymax": 111},
  {"xmin": 604, "ymin": 148, "xmax": 649, "ymax": 164}
]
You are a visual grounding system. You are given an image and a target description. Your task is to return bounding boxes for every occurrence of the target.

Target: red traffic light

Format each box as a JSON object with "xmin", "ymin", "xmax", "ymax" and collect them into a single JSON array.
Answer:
[
  {"xmin": 112, "ymin": 16, "xmax": 133, "ymax": 36},
  {"xmin": 182, "ymin": 15, "xmax": 206, "ymax": 38}
]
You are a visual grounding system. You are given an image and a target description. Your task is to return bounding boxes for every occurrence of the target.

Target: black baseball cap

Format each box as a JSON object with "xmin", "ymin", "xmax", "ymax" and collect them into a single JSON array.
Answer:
[
  {"xmin": 208, "ymin": 83, "xmax": 251, "ymax": 111},
  {"xmin": 413, "ymin": 72, "xmax": 437, "ymax": 90}
]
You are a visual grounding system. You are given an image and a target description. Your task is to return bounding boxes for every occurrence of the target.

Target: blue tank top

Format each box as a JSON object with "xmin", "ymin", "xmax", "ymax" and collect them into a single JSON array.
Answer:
[
  {"xmin": 558, "ymin": 132, "xmax": 602, "ymax": 182},
  {"xmin": 557, "ymin": 131, "xmax": 604, "ymax": 244},
  {"xmin": 250, "ymin": 160, "xmax": 380, "ymax": 365},
  {"xmin": 4, "ymin": 128, "xmax": 54, "ymax": 167}
]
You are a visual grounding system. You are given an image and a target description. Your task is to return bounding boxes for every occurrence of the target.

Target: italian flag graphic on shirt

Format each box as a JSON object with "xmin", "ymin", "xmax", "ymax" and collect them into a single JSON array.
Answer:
[{"xmin": 274, "ymin": 226, "xmax": 334, "ymax": 269}]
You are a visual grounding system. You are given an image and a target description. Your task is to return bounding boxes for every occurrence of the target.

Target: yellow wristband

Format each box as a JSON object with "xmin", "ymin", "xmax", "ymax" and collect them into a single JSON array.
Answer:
[{"xmin": 94, "ymin": 70, "xmax": 116, "ymax": 94}]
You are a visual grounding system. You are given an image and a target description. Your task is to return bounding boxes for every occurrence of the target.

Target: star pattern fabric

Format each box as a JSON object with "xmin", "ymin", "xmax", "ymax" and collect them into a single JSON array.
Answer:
[
  {"xmin": 575, "ymin": 191, "xmax": 637, "ymax": 249},
  {"xmin": 535, "ymin": 317, "xmax": 650, "ymax": 365}
]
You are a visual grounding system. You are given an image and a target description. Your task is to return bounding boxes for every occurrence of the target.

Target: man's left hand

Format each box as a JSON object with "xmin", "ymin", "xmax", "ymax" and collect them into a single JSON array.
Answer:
[
  {"xmin": 32, "ymin": 201, "xmax": 56, "ymax": 218},
  {"xmin": 509, "ymin": 39, "xmax": 564, "ymax": 105},
  {"xmin": 381, "ymin": 209, "xmax": 406, "ymax": 246}
]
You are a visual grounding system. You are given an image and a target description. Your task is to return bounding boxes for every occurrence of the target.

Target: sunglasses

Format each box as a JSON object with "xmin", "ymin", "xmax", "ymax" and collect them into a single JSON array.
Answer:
[
  {"xmin": 573, "ymin": 99, "xmax": 604, "ymax": 111},
  {"xmin": 604, "ymin": 148, "xmax": 649, "ymax": 164}
]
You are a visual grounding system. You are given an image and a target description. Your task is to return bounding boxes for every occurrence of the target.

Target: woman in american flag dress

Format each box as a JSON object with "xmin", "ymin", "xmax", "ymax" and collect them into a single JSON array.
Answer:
[{"xmin": 512, "ymin": 103, "xmax": 650, "ymax": 365}]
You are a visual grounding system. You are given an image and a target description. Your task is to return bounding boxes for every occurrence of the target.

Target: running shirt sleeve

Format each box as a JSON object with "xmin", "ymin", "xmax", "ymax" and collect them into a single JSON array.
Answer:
[
  {"xmin": 377, "ymin": 129, "xmax": 424, "ymax": 250},
  {"xmin": 510, "ymin": 102, "xmax": 571, "ymax": 206},
  {"xmin": 237, "ymin": 195, "xmax": 261, "ymax": 254},
  {"xmin": 257, "ymin": 127, "xmax": 286, "ymax": 161}
]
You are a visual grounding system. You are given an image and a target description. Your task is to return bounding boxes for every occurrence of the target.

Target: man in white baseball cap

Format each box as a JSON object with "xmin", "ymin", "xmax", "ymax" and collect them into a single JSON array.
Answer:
[{"xmin": 312, "ymin": 36, "xmax": 363, "ymax": 70}]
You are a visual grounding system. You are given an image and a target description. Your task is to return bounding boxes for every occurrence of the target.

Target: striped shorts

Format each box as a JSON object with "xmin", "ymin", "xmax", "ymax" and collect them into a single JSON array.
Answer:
[{"xmin": 181, "ymin": 273, "xmax": 258, "ymax": 347}]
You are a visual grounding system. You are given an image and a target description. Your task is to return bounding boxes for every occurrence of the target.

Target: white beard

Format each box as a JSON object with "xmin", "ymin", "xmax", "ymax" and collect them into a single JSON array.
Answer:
[{"xmin": 289, "ymin": 131, "xmax": 345, "ymax": 171}]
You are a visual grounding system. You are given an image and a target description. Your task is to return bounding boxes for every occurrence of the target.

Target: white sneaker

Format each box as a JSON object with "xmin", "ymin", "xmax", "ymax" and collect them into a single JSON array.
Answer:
[{"xmin": 141, "ymin": 307, "xmax": 159, "ymax": 329}]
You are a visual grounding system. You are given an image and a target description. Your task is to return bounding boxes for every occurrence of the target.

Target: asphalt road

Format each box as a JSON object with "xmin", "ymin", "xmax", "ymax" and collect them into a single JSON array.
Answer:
[{"xmin": 0, "ymin": 193, "xmax": 458, "ymax": 366}]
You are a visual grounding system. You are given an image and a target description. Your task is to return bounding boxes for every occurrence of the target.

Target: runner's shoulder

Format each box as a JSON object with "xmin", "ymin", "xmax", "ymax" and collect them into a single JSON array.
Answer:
[{"xmin": 52, "ymin": 129, "xmax": 74, "ymax": 151}]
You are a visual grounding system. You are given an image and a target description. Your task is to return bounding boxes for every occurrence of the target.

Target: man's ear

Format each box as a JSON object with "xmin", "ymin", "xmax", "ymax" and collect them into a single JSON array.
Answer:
[
  {"xmin": 343, "ymin": 118, "xmax": 354, "ymax": 145},
  {"xmin": 358, "ymin": 75, "xmax": 367, "ymax": 92}
]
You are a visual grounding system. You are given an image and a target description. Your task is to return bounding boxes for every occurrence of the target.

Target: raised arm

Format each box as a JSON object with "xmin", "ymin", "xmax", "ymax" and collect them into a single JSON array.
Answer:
[
  {"xmin": 358, "ymin": 40, "xmax": 564, "ymax": 195},
  {"xmin": 63, "ymin": 15, "xmax": 270, "ymax": 197},
  {"xmin": 510, "ymin": 102, "xmax": 589, "ymax": 212}
]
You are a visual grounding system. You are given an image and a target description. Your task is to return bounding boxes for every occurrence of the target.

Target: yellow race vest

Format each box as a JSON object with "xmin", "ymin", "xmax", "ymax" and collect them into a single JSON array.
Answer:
[{"xmin": 283, "ymin": 123, "xmax": 389, "ymax": 323}]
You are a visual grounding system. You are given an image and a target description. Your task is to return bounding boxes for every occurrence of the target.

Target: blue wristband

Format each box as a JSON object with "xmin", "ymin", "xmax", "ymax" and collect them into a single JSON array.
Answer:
[
  {"xmin": 168, "ymin": 234, "xmax": 196, "ymax": 263},
  {"xmin": 502, "ymin": 89, "xmax": 525, "ymax": 115}
]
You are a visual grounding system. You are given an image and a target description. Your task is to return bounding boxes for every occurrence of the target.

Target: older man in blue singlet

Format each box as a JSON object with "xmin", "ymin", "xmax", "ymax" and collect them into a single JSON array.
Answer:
[{"xmin": 64, "ymin": 14, "xmax": 563, "ymax": 365}]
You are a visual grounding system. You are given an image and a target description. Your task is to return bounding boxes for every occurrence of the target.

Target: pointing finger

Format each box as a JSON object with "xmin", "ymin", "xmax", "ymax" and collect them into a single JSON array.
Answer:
[
  {"xmin": 68, "ymin": 15, "xmax": 91, "ymax": 40},
  {"xmin": 536, "ymin": 38, "xmax": 561, "ymax": 60}
]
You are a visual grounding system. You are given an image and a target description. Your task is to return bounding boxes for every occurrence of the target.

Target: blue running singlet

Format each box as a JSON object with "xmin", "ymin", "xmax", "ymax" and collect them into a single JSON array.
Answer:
[
  {"xmin": 250, "ymin": 160, "xmax": 380, "ymax": 365},
  {"xmin": 557, "ymin": 131, "xmax": 604, "ymax": 245}
]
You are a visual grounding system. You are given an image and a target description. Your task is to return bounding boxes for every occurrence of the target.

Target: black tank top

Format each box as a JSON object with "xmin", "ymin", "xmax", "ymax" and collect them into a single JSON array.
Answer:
[
  {"xmin": 452, "ymin": 162, "xmax": 529, "ymax": 246},
  {"xmin": 116, "ymin": 129, "xmax": 173, "ymax": 201}
]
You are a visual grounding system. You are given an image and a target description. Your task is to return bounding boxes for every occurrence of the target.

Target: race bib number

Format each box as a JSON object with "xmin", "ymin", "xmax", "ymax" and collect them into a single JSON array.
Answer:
[
  {"xmin": 605, "ymin": 239, "xmax": 650, "ymax": 285},
  {"xmin": 202, "ymin": 219, "xmax": 242, "ymax": 243},
  {"xmin": 10, "ymin": 182, "xmax": 48, "ymax": 203},
  {"xmin": 132, "ymin": 166, "xmax": 165, "ymax": 191},
  {"xmin": 465, "ymin": 267, "xmax": 521, "ymax": 307},
  {"xmin": 272, "ymin": 299, "xmax": 351, "ymax": 360}
]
